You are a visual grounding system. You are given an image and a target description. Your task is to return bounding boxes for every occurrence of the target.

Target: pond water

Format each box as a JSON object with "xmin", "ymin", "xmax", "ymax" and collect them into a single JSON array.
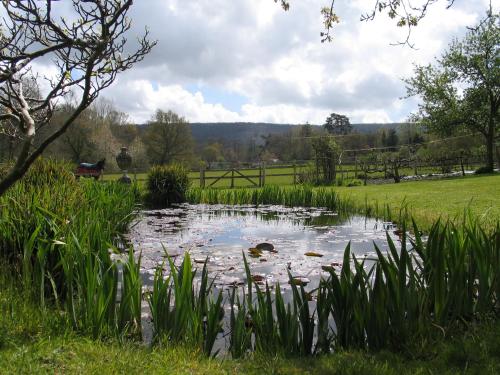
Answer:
[
  {"xmin": 127, "ymin": 203, "xmax": 402, "ymax": 349},
  {"xmin": 128, "ymin": 204, "xmax": 400, "ymax": 292}
]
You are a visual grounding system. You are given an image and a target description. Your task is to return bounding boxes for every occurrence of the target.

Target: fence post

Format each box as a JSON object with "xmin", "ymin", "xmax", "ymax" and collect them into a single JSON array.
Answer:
[
  {"xmin": 293, "ymin": 163, "xmax": 297, "ymax": 185},
  {"xmin": 261, "ymin": 163, "xmax": 266, "ymax": 187},
  {"xmin": 230, "ymin": 169, "xmax": 235, "ymax": 188},
  {"xmin": 200, "ymin": 167, "xmax": 205, "ymax": 188}
]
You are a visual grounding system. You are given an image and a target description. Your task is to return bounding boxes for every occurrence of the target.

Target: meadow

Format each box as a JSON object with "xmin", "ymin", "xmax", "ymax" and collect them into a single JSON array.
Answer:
[
  {"xmin": 103, "ymin": 162, "xmax": 481, "ymax": 188},
  {"xmin": 1, "ymin": 160, "xmax": 499, "ymax": 374}
]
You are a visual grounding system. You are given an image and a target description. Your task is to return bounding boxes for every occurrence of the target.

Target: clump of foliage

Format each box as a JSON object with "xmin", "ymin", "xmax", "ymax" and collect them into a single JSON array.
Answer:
[
  {"xmin": 312, "ymin": 135, "xmax": 342, "ymax": 184},
  {"xmin": 474, "ymin": 166, "xmax": 494, "ymax": 175},
  {"xmin": 0, "ymin": 158, "xmax": 141, "ymax": 338},
  {"xmin": 21, "ymin": 158, "xmax": 77, "ymax": 187},
  {"xmin": 146, "ymin": 164, "xmax": 190, "ymax": 207}
]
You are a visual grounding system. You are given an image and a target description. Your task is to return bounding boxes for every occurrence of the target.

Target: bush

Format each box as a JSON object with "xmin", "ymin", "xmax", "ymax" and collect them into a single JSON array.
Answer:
[
  {"xmin": 21, "ymin": 158, "xmax": 77, "ymax": 187},
  {"xmin": 345, "ymin": 178, "xmax": 363, "ymax": 187},
  {"xmin": 356, "ymin": 173, "xmax": 367, "ymax": 180},
  {"xmin": 474, "ymin": 166, "xmax": 493, "ymax": 174},
  {"xmin": 146, "ymin": 164, "xmax": 190, "ymax": 207}
]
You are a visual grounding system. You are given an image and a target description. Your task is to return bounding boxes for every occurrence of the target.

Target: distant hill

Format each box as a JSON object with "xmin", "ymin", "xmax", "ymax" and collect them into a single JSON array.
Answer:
[
  {"xmin": 137, "ymin": 122, "xmax": 405, "ymax": 145},
  {"xmin": 188, "ymin": 122, "xmax": 403, "ymax": 144}
]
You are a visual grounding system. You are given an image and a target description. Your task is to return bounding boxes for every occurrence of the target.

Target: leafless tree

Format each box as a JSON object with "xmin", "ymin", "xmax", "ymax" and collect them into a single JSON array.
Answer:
[{"xmin": 0, "ymin": 0, "xmax": 156, "ymax": 196}]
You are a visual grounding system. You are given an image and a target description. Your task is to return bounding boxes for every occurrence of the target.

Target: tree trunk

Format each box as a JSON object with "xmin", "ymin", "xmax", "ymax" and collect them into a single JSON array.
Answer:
[
  {"xmin": 484, "ymin": 122, "xmax": 495, "ymax": 172},
  {"xmin": 393, "ymin": 163, "xmax": 401, "ymax": 183}
]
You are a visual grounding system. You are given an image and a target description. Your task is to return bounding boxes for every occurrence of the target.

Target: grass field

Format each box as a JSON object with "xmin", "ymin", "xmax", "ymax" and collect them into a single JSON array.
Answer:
[
  {"xmin": 102, "ymin": 163, "xmax": 479, "ymax": 188},
  {"xmin": 334, "ymin": 174, "xmax": 500, "ymax": 228}
]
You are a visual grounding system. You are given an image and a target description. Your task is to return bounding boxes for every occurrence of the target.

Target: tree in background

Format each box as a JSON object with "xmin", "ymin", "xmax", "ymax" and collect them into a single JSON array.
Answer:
[
  {"xmin": 49, "ymin": 104, "xmax": 98, "ymax": 164},
  {"xmin": 382, "ymin": 128, "xmax": 399, "ymax": 151},
  {"xmin": 405, "ymin": 11, "xmax": 499, "ymax": 172},
  {"xmin": 312, "ymin": 134, "xmax": 341, "ymax": 184},
  {"xmin": 44, "ymin": 98, "xmax": 141, "ymax": 171},
  {"xmin": 202, "ymin": 142, "xmax": 224, "ymax": 169},
  {"xmin": 144, "ymin": 110, "xmax": 194, "ymax": 166},
  {"xmin": 0, "ymin": 0, "xmax": 155, "ymax": 196},
  {"xmin": 295, "ymin": 123, "xmax": 314, "ymax": 160},
  {"xmin": 324, "ymin": 113, "xmax": 352, "ymax": 135}
]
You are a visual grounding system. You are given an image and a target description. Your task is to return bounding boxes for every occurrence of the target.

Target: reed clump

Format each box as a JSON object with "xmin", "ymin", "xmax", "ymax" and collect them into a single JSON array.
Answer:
[
  {"xmin": 187, "ymin": 185, "xmax": 354, "ymax": 216},
  {"xmin": 0, "ymin": 159, "xmax": 141, "ymax": 338},
  {"xmin": 145, "ymin": 164, "xmax": 190, "ymax": 208},
  {"xmin": 146, "ymin": 219, "xmax": 499, "ymax": 357}
]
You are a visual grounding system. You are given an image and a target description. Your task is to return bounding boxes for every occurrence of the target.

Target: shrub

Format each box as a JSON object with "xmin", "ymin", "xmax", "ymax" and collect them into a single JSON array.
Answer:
[
  {"xmin": 345, "ymin": 178, "xmax": 363, "ymax": 187},
  {"xmin": 146, "ymin": 164, "xmax": 190, "ymax": 207},
  {"xmin": 474, "ymin": 166, "xmax": 493, "ymax": 174},
  {"xmin": 21, "ymin": 157, "xmax": 77, "ymax": 187}
]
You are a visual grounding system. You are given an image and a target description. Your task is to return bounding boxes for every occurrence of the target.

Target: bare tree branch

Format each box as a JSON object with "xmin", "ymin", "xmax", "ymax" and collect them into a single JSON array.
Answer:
[{"xmin": 0, "ymin": 0, "xmax": 156, "ymax": 196}]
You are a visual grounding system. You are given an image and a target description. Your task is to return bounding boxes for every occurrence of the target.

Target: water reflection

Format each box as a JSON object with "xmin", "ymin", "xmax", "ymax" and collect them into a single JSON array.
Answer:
[{"xmin": 129, "ymin": 204, "xmax": 399, "ymax": 291}]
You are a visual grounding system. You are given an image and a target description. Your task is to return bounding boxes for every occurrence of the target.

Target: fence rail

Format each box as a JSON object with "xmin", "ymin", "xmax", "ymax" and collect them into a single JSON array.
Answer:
[{"xmin": 102, "ymin": 156, "xmax": 487, "ymax": 188}]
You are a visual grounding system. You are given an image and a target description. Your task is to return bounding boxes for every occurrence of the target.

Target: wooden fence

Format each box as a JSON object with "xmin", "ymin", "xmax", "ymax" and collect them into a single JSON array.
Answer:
[{"xmin": 83, "ymin": 155, "xmax": 488, "ymax": 187}]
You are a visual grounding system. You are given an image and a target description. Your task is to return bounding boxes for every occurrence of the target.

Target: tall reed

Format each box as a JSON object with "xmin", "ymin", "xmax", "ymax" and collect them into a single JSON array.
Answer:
[
  {"xmin": 187, "ymin": 185, "xmax": 354, "ymax": 216},
  {"xmin": 0, "ymin": 159, "xmax": 141, "ymax": 339},
  {"xmin": 148, "ymin": 253, "xmax": 224, "ymax": 356}
]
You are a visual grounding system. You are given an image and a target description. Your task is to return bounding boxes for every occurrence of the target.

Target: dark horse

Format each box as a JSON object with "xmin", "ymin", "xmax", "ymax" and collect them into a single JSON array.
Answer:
[{"xmin": 75, "ymin": 158, "xmax": 106, "ymax": 180}]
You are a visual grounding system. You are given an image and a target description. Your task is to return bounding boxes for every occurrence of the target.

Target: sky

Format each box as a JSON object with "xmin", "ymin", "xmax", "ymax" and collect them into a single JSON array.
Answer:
[{"xmin": 41, "ymin": 0, "xmax": 497, "ymax": 125}]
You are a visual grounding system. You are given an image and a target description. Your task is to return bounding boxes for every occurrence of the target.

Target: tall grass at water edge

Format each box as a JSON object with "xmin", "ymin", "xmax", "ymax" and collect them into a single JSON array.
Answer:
[
  {"xmin": 187, "ymin": 185, "xmax": 412, "ymax": 226},
  {"xmin": 0, "ymin": 159, "xmax": 142, "ymax": 338},
  {"xmin": 145, "ymin": 218, "xmax": 499, "ymax": 357},
  {"xmin": 187, "ymin": 185, "xmax": 356, "ymax": 217}
]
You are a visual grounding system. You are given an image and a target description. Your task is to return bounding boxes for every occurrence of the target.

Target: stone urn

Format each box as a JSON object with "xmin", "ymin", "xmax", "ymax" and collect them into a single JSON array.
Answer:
[{"xmin": 116, "ymin": 147, "xmax": 132, "ymax": 184}]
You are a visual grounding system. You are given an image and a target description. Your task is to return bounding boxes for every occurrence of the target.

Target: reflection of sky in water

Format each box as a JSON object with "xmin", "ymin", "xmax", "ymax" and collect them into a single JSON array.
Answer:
[{"xmin": 128, "ymin": 204, "xmax": 401, "ymax": 290}]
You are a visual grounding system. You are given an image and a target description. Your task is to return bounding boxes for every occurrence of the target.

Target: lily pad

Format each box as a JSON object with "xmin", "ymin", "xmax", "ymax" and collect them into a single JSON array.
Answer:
[
  {"xmin": 256, "ymin": 243, "xmax": 277, "ymax": 253},
  {"xmin": 248, "ymin": 247, "xmax": 263, "ymax": 257},
  {"xmin": 305, "ymin": 251, "xmax": 323, "ymax": 257},
  {"xmin": 251, "ymin": 274, "xmax": 266, "ymax": 283},
  {"xmin": 289, "ymin": 277, "xmax": 310, "ymax": 286}
]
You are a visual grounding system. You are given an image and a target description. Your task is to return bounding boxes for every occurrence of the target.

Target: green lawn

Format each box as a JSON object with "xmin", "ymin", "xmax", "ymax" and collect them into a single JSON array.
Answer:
[
  {"xmin": 103, "ymin": 163, "xmax": 482, "ymax": 188},
  {"xmin": 333, "ymin": 174, "xmax": 500, "ymax": 228},
  {"xmin": 103, "ymin": 166, "xmax": 305, "ymax": 187}
]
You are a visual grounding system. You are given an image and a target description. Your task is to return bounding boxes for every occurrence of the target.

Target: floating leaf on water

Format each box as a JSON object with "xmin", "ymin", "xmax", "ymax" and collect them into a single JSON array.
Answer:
[
  {"xmin": 194, "ymin": 258, "xmax": 207, "ymax": 264},
  {"xmin": 259, "ymin": 258, "xmax": 267, "ymax": 262},
  {"xmin": 251, "ymin": 274, "xmax": 266, "ymax": 283},
  {"xmin": 289, "ymin": 277, "xmax": 310, "ymax": 286},
  {"xmin": 256, "ymin": 243, "xmax": 276, "ymax": 253},
  {"xmin": 248, "ymin": 247, "xmax": 263, "ymax": 257},
  {"xmin": 305, "ymin": 251, "xmax": 323, "ymax": 257}
]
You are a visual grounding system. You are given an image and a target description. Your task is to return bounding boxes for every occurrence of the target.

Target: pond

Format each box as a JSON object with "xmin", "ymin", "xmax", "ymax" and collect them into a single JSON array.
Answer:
[
  {"xmin": 128, "ymin": 204, "xmax": 400, "ymax": 292},
  {"xmin": 127, "ymin": 203, "xmax": 402, "ymax": 349}
]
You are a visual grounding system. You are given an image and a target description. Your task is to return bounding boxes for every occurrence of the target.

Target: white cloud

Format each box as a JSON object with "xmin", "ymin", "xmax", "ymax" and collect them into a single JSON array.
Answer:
[
  {"xmin": 107, "ymin": 80, "xmax": 241, "ymax": 123},
  {"xmin": 95, "ymin": 0, "xmax": 495, "ymax": 124}
]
